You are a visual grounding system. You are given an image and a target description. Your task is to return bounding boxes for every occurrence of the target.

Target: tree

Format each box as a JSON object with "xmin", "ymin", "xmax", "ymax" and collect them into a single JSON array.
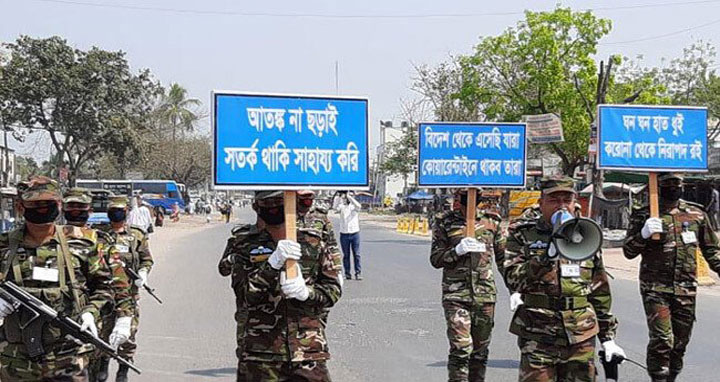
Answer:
[
  {"xmin": 154, "ymin": 83, "xmax": 203, "ymax": 173},
  {"xmin": 456, "ymin": 8, "xmax": 614, "ymax": 176},
  {"xmin": 15, "ymin": 156, "xmax": 40, "ymax": 180},
  {"xmin": 0, "ymin": 36, "xmax": 160, "ymax": 186},
  {"xmin": 380, "ymin": 127, "xmax": 417, "ymax": 191}
]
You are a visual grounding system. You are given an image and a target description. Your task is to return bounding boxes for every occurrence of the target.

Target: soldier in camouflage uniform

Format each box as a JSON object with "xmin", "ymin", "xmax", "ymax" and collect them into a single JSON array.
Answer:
[
  {"xmin": 504, "ymin": 176, "xmax": 625, "ymax": 382},
  {"xmin": 219, "ymin": 190, "xmax": 342, "ymax": 381},
  {"xmin": 624, "ymin": 173, "xmax": 720, "ymax": 382},
  {"xmin": 232, "ymin": 190, "xmax": 341, "ymax": 381},
  {"xmin": 430, "ymin": 189, "xmax": 506, "ymax": 382},
  {"xmin": 96, "ymin": 196, "xmax": 153, "ymax": 382},
  {"xmin": 62, "ymin": 189, "xmax": 134, "ymax": 382},
  {"xmin": 0, "ymin": 177, "xmax": 114, "ymax": 381}
]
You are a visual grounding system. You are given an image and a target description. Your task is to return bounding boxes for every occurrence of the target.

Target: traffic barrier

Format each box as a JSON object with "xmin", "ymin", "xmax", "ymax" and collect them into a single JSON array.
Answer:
[{"xmin": 697, "ymin": 247, "xmax": 716, "ymax": 286}]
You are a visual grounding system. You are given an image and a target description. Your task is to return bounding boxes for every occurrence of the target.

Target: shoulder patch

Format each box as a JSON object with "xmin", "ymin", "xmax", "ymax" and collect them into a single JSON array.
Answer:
[
  {"xmin": 129, "ymin": 225, "xmax": 147, "ymax": 235},
  {"xmin": 681, "ymin": 199, "xmax": 705, "ymax": 211},
  {"xmin": 231, "ymin": 223, "xmax": 254, "ymax": 236}
]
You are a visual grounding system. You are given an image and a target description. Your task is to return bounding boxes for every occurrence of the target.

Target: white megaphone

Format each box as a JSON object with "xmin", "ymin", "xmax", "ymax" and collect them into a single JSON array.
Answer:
[{"xmin": 550, "ymin": 209, "xmax": 603, "ymax": 261}]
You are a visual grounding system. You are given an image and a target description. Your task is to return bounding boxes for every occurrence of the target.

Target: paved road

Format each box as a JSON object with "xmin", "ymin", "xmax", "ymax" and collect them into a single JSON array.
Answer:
[{"xmin": 126, "ymin": 207, "xmax": 720, "ymax": 381}]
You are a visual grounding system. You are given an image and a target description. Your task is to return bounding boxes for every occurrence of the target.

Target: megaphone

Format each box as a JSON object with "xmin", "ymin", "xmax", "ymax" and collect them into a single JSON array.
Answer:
[{"xmin": 550, "ymin": 209, "xmax": 603, "ymax": 261}]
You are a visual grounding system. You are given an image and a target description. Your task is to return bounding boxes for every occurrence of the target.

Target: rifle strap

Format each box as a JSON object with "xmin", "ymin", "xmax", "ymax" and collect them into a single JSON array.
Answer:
[
  {"xmin": 56, "ymin": 228, "xmax": 83, "ymax": 312},
  {"xmin": 1, "ymin": 229, "xmax": 24, "ymax": 286}
]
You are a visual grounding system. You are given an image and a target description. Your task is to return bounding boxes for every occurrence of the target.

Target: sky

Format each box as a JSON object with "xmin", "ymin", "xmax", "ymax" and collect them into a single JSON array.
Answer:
[{"xmin": 2, "ymin": 0, "xmax": 720, "ymax": 162}]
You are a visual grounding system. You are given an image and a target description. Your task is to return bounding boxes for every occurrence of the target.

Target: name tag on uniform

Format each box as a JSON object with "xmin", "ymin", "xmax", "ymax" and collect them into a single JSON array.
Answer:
[
  {"xmin": 115, "ymin": 245, "xmax": 130, "ymax": 253},
  {"xmin": 560, "ymin": 264, "xmax": 581, "ymax": 278},
  {"xmin": 681, "ymin": 231, "xmax": 697, "ymax": 244},
  {"xmin": 32, "ymin": 267, "xmax": 59, "ymax": 282}
]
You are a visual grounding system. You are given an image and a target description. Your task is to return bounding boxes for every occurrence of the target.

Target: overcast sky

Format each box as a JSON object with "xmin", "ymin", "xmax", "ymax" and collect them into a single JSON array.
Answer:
[{"xmin": 2, "ymin": 0, "xmax": 720, "ymax": 161}]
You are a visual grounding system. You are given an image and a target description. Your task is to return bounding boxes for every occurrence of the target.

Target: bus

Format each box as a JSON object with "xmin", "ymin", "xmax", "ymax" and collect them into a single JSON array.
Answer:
[{"xmin": 77, "ymin": 179, "xmax": 186, "ymax": 214}]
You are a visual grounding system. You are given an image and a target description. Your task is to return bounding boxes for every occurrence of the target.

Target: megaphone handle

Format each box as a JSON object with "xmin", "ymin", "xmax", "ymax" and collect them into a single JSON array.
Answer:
[{"xmin": 649, "ymin": 173, "xmax": 661, "ymax": 241}]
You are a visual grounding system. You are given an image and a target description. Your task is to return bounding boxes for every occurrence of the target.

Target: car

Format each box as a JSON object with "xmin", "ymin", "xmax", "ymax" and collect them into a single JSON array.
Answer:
[{"xmin": 87, "ymin": 189, "xmax": 113, "ymax": 226}]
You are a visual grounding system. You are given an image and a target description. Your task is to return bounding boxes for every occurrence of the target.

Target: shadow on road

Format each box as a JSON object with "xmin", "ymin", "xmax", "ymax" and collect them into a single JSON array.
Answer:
[
  {"xmin": 184, "ymin": 367, "xmax": 236, "ymax": 377},
  {"xmin": 426, "ymin": 359, "xmax": 520, "ymax": 369}
]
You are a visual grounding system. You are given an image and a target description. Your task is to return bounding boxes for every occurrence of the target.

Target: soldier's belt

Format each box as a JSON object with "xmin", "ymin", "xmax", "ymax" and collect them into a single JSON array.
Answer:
[{"xmin": 522, "ymin": 294, "xmax": 590, "ymax": 310}]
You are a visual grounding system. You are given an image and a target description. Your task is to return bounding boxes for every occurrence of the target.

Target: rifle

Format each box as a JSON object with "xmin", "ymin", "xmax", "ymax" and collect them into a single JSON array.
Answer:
[
  {"xmin": 125, "ymin": 267, "xmax": 163, "ymax": 304},
  {"xmin": 599, "ymin": 350, "xmax": 647, "ymax": 381},
  {"xmin": 0, "ymin": 281, "xmax": 141, "ymax": 375}
]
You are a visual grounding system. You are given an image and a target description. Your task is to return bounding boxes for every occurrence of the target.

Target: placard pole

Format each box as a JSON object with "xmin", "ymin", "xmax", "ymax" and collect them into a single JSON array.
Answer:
[{"xmin": 284, "ymin": 191, "xmax": 299, "ymax": 278}]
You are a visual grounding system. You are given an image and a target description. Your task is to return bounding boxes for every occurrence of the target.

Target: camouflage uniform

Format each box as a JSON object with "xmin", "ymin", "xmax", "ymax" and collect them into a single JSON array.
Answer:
[
  {"xmin": 504, "ymin": 176, "xmax": 618, "ymax": 382},
  {"xmin": 97, "ymin": 196, "xmax": 153, "ymax": 365},
  {"xmin": 430, "ymin": 208, "xmax": 505, "ymax": 382},
  {"xmin": 0, "ymin": 177, "xmax": 114, "ymax": 381},
  {"xmin": 237, "ymin": 192, "xmax": 342, "ymax": 382},
  {"xmin": 219, "ymin": 223, "xmax": 258, "ymax": 381},
  {"xmin": 63, "ymin": 188, "xmax": 134, "ymax": 381},
  {"xmin": 623, "ymin": 174, "xmax": 720, "ymax": 382}
]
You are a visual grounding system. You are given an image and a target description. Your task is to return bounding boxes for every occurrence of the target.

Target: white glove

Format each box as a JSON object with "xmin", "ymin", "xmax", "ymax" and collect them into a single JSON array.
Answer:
[
  {"xmin": 509, "ymin": 292, "xmax": 524, "ymax": 312},
  {"xmin": 455, "ymin": 238, "xmax": 484, "ymax": 256},
  {"xmin": 80, "ymin": 312, "xmax": 98, "ymax": 337},
  {"xmin": 268, "ymin": 240, "xmax": 302, "ymax": 270},
  {"xmin": 0, "ymin": 297, "xmax": 15, "ymax": 319},
  {"xmin": 601, "ymin": 340, "xmax": 626, "ymax": 362},
  {"xmin": 280, "ymin": 264, "xmax": 309, "ymax": 301},
  {"xmin": 134, "ymin": 268, "xmax": 149, "ymax": 288},
  {"xmin": 109, "ymin": 316, "xmax": 132, "ymax": 349},
  {"xmin": 641, "ymin": 217, "xmax": 663, "ymax": 239}
]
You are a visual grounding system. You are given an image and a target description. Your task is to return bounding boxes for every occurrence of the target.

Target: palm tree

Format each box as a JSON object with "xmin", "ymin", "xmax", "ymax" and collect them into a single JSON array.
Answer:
[{"xmin": 155, "ymin": 83, "xmax": 202, "ymax": 175}]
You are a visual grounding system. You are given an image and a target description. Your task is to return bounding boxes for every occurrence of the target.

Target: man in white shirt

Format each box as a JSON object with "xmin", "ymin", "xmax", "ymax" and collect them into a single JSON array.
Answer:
[
  {"xmin": 127, "ymin": 195, "xmax": 153, "ymax": 233},
  {"xmin": 333, "ymin": 191, "xmax": 363, "ymax": 280}
]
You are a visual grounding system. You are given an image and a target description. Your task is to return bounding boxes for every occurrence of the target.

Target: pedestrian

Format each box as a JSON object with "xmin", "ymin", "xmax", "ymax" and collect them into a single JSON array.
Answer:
[
  {"xmin": 333, "ymin": 191, "xmax": 363, "ymax": 280},
  {"xmin": 97, "ymin": 196, "xmax": 154, "ymax": 382},
  {"xmin": 430, "ymin": 189, "xmax": 506, "ymax": 382},
  {"xmin": 0, "ymin": 176, "xmax": 114, "ymax": 381},
  {"xmin": 170, "ymin": 202, "xmax": 180, "ymax": 223},
  {"xmin": 504, "ymin": 175, "xmax": 626, "ymax": 382},
  {"xmin": 63, "ymin": 188, "xmax": 134, "ymax": 382},
  {"xmin": 127, "ymin": 195, "xmax": 153, "ymax": 233},
  {"xmin": 154, "ymin": 205, "xmax": 164, "ymax": 227},
  {"xmin": 624, "ymin": 173, "xmax": 720, "ymax": 382},
  {"xmin": 223, "ymin": 190, "xmax": 342, "ymax": 381}
]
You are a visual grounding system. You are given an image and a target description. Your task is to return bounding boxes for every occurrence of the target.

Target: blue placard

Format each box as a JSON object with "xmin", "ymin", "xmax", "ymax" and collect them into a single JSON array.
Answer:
[
  {"xmin": 213, "ymin": 92, "xmax": 369, "ymax": 189},
  {"xmin": 598, "ymin": 105, "xmax": 708, "ymax": 172},
  {"xmin": 417, "ymin": 123, "xmax": 527, "ymax": 187}
]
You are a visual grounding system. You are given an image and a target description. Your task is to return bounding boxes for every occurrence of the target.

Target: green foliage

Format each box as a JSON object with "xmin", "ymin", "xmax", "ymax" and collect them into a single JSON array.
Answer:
[
  {"xmin": 379, "ymin": 127, "xmax": 417, "ymax": 188},
  {"xmin": 0, "ymin": 35, "xmax": 161, "ymax": 185}
]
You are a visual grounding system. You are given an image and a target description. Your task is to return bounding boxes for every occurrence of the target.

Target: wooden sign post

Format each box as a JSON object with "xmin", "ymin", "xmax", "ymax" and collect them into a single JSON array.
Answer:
[
  {"xmin": 648, "ymin": 172, "xmax": 661, "ymax": 240},
  {"xmin": 284, "ymin": 191, "xmax": 299, "ymax": 279},
  {"xmin": 465, "ymin": 188, "xmax": 477, "ymax": 238}
]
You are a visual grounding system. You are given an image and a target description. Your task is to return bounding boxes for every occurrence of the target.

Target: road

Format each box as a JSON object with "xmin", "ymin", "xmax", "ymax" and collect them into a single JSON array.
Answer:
[{"xmin": 124, "ymin": 207, "xmax": 720, "ymax": 381}]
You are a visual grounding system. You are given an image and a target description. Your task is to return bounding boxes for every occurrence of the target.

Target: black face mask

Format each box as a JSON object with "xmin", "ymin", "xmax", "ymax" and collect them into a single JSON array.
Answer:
[
  {"xmin": 660, "ymin": 187, "xmax": 683, "ymax": 203},
  {"xmin": 258, "ymin": 206, "xmax": 285, "ymax": 226},
  {"xmin": 108, "ymin": 209, "xmax": 127, "ymax": 223},
  {"xmin": 24, "ymin": 203, "xmax": 60, "ymax": 224},
  {"xmin": 64, "ymin": 210, "xmax": 90, "ymax": 225}
]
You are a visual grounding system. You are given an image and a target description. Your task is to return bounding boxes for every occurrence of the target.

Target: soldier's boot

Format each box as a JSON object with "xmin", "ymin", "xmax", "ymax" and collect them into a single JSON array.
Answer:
[
  {"xmin": 115, "ymin": 365, "xmax": 129, "ymax": 382},
  {"xmin": 96, "ymin": 358, "xmax": 110, "ymax": 382}
]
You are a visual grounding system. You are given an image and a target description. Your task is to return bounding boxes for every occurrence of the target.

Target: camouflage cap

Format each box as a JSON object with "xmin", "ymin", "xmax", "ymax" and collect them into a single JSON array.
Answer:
[
  {"xmin": 254, "ymin": 190, "xmax": 284, "ymax": 200},
  {"xmin": 658, "ymin": 172, "xmax": 684, "ymax": 184},
  {"xmin": 63, "ymin": 187, "xmax": 92, "ymax": 205},
  {"xmin": 539, "ymin": 175, "xmax": 577, "ymax": 195},
  {"xmin": 19, "ymin": 176, "xmax": 62, "ymax": 202},
  {"xmin": 108, "ymin": 196, "xmax": 129, "ymax": 209}
]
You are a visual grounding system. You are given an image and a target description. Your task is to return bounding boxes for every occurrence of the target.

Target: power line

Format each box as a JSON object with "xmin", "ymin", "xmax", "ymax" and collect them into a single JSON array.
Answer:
[
  {"xmin": 600, "ymin": 17, "xmax": 720, "ymax": 45},
  {"xmin": 19, "ymin": 0, "xmax": 720, "ymax": 19}
]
